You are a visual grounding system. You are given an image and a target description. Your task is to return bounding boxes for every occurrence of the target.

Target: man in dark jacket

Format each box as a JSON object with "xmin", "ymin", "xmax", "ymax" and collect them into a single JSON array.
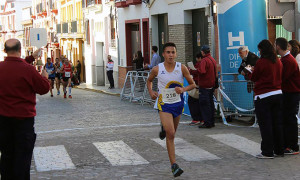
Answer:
[
  {"xmin": 238, "ymin": 46, "xmax": 259, "ymax": 93},
  {"xmin": 0, "ymin": 39, "xmax": 50, "ymax": 180}
]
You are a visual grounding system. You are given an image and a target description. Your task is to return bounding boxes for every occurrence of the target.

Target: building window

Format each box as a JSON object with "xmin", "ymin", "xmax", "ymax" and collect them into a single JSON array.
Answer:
[
  {"xmin": 1, "ymin": 5, "xmax": 4, "ymax": 10},
  {"xmin": 110, "ymin": 17, "xmax": 116, "ymax": 47},
  {"xmin": 85, "ymin": 20, "xmax": 90, "ymax": 45},
  {"xmin": 11, "ymin": 3, "xmax": 14, "ymax": 8}
]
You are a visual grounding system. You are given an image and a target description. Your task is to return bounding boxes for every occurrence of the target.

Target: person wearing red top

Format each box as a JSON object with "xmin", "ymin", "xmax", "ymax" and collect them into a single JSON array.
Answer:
[
  {"xmin": 275, "ymin": 37, "xmax": 300, "ymax": 155},
  {"xmin": 0, "ymin": 39, "xmax": 50, "ymax": 179},
  {"xmin": 248, "ymin": 40, "xmax": 284, "ymax": 159},
  {"xmin": 61, "ymin": 58, "xmax": 73, "ymax": 98},
  {"xmin": 188, "ymin": 52, "xmax": 202, "ymax": 125},
  {"xmin": 190, "ymin": 45, "xmax": 217, "ymax": 128}
]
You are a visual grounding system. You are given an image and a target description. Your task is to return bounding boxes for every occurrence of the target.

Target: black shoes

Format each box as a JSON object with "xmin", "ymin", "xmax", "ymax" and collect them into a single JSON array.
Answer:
[
  {"xmin": 171, "ymin": 163, "xmax": 184, "ymax": 177},
  {"xmin": 198, "ymin": 123, "xmax": 215, "ymax": 128},
  {"xmin": 159, "ymin": 125, "xmax": 166, "ymax": 140}
]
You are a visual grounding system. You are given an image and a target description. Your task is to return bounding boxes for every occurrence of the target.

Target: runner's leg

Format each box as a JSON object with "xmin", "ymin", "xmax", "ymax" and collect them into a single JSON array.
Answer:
[
  {"xmin": 68, "ymin": 78, "xmax": 72, "ymax": 97},
  {"xmin": 159, "ymin": 111, "xmax": 177, "ymax": 165}
]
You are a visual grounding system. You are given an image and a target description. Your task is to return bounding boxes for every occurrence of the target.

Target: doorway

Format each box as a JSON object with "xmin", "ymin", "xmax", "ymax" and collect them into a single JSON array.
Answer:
[
  {"xmin": 142, "ymin": 18, "xmax": 150, "ymax": 64},
  {"xmin": 192, "ymin": 9, "xmax": 208, "ymax": 62},
  {"xmin": 95, "ymin": 42, "xmax": 104, "ymax": 86},
  {"xmin": 125, "ymin": 20, "xmax": 141, "ymax": 69},
  {"xmin": 158, "ymin": 14, "xmax": 168, "ymax": 62}
]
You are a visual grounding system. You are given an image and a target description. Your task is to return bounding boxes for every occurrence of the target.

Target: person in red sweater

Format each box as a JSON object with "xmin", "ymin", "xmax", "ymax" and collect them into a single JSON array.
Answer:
[
  {"xmin": 190, "ymin": 45, "xmax": 217, "ymax": 128},
  {"xmin": 0, "ymin": 39, "xmax": 50, "ymax": 179},
  {"xmin": 248, "ymin": 39, "xmax": 284, "ymax": 159},
  {"xmin": 275, "ymin": 37, "xmax": 300, "ymax": 155},
  {"xmin": 188, "ymin": 52, "xmax": 203, "ymax": 125}
]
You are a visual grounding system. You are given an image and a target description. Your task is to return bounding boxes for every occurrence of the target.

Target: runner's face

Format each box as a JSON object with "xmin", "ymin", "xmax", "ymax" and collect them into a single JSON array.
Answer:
[
  {"xmin": 163, "ymin": 47, "xmax": 177, "ymax": 63},
  {"xmin": 47, "ymin": 59, "xmax": 51, "ymax": 63}
]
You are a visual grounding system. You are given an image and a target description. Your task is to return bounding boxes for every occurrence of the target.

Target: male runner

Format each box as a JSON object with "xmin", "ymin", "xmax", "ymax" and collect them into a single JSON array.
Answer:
[
  {"xmin": 45, "ymin": 57, "xmax": 56, "ymax": 97},
  {"xmin": 61, "ymin": 58, "xmax": 73, "ymax": 98},
  {"xmin": 54, "ymin": 58, "xmax": 62, "ymax": 95},
  {"xmin": 147, "ymin": 42, "xmax": 196, "ymax": 177}
]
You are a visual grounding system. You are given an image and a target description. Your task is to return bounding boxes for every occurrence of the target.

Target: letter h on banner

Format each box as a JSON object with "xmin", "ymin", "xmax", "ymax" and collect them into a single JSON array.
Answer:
[{"xmin": 227, "ymin": 31, "xmax": 246, "ymax": 50}]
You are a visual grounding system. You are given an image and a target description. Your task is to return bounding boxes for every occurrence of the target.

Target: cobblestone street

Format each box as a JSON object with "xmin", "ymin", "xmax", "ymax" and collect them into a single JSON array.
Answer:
[{"xmin": 30, "ymin": 89, "xmax": 300, "ymax": 180}]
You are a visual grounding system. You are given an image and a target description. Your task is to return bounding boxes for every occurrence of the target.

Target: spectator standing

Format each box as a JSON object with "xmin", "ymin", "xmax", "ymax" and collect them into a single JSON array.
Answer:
[
  {"xmin": 238, "ymin": 46, "xmax": 259, "ymax": 93},
  {"xmin": 76, "ymin": 60, "xmax": 82, "ymax": 83},
  {"xmin": 276, "ymin": 37, "xmax": 300, "ymax": 155},
  {"xmin": 144, "ymin": 46, "xmax": 161, "ymax": 70},
  {"xmin": 288, "ymin": 40, "xmax": 300, "ymax": 68},
  {"xmin": 192, "ymin": 45, "xmax": 217, "ymax": 128},
  {"xmin": 133, "ymin": 51, "xmax": 144, "ymax": 70},
  {"xmin": 0, "ymin": 39, "xmax": 50, "ymax": 179},
  {"xmin": 188, "ymin": 52, "xmax": 203, "ymax": 125},
  {"xmin": 106, "ymin": 55, "xmax": 115, "ymax": 89},
  {"xmin": 248, "ymin": 39, "xmax": 284, "ymax": 159}
]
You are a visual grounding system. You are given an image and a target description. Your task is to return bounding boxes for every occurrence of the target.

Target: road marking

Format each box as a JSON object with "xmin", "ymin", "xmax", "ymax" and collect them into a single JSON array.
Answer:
[
  {"xmin": 152, "ymin": 138, "xmax": 220, "ymax": 161},
  {"xmin": 207, "ymin": 133, "xmax": 260, "ymax": 157},
  {"xmin": 93, "ymin": 141, "xmax": 149, "ymax": 166},
  {"xmin": 36, "ymin": 122, "xmax": 190, "ymax": 134},
  {"xmin": 33, "ymin": 145, "xmax": 75, "ymax": 172}
]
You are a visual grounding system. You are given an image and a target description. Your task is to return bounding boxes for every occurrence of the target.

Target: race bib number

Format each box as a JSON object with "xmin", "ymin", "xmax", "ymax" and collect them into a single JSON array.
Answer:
[
  {"xmin": 65, "ymin": 72, "xmax": 71, "ymax": 77},
  {"xmin": 161, "ymin": 88, "xmax": 181, "ymax": 104},
  {"xmin": 47, "ymin": 69, "xmax": 52, "ymax": 74}
]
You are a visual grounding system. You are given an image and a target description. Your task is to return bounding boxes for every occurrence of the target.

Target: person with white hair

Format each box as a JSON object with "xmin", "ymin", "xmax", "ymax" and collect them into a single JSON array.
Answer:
[{"xmin": 238, "ymin": 46, "xmax": 259, "ymax": 93}]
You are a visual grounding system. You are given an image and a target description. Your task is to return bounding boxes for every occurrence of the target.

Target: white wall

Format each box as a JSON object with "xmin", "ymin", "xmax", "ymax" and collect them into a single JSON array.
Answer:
[
  {"xmin": 117, "ymin": 4, "xmax": 149, "ymax": 67},
  {"xmin": 150, "ymin": 0, "xmax": 210, "ymax": 25},
  {"xmin": 84, "ymin": 3, "xmax": 119, "ymax": 86}
]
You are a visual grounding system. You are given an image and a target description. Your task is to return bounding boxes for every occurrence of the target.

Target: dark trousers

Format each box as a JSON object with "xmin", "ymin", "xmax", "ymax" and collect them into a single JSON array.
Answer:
[
  {"xmin": 188, "ymin": 96, "xmax": 201, "ymax": 121},
  {"xmin": 282, "ymin": 92, "xmax": 300, "ymax": 151},
  {"xmin": 77, "ymin": 71, "xmax": 81, "ymax": 82},
  {"xmin": 0, "ymin": 116, "xmax": 36, "ymax": 180},
  {"xmin": 107, "ymin": 70, "xmax": 114, "ymax": 88},
  {"xmin": 255, "ymin": 94, "xmax": 284, "ymax": 156},
  {"xmin": 199, "ymin": 88, "xmax": 215, "ymax": 126}
]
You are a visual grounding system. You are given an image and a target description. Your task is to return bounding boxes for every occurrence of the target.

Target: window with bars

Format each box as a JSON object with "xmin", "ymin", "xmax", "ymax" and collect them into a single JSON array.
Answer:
[
  {"xmin": 111, "ymin": 17, "xmax": 116, "ymax": 47},
  {"xmin": 85, "ymin": 20, "xmax": 90, "ymax": 45}
]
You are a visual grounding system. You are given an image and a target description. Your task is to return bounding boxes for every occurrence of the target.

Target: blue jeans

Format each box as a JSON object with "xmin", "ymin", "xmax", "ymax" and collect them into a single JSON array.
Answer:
[{"xmin": 199, "ymin": 88, "xmax": 215, "ymax": 126}]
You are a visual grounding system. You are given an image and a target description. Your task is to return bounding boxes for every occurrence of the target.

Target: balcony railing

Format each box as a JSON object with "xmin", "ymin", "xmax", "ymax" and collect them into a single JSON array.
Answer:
[
  {"xmin": 62, "ymin": 22, "xmax": 68, "ymax": 33},
  {"xmin": 56, "ymin": 24, "xmax": 61, "ymax": 34},
  {"xmin": 126, "ymin": 0, "xmax": 142, "ymax": 5},
  {"xmin": 87, "ymin": 0, "xmax": 102, "ymax": 7},
  {"xmin": 115, "ymin": 0, "xmax": 128, "ymax": 8}
]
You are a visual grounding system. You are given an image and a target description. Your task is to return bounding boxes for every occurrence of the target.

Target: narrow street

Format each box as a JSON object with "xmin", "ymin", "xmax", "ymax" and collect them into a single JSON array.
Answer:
[{"xmin": 30, "ymin": 89, "xmax": 300, "ymax": 180}]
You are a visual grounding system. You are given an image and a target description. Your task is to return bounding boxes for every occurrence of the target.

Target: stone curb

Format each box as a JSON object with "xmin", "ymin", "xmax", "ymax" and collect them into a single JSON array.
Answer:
[{"xmin": 75, "ymin": 86, "xmax": 120, "ymax": 97}]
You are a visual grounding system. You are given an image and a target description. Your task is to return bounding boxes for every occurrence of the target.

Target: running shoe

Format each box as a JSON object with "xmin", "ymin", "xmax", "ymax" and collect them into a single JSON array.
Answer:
[
  {"xmin": 255, "ymin": 153, "xmax": 274, "ymax": 159},
  {"xmin": 64, "ymin": 93, "xmax": 67, "ymax": 99},
  {"xmin": 284, "ymin": 148, "xmax": 300, "ymax": 155},
  {"xmin": 69, "ymin": 95, "xmax": 72, "ymax": 99},
  {"xmin": 57, "ymin": 90, "xmax": 60, "ymax": 95},
  {"xmin": 159, "ymin": 125, "xmax": 166, "ymax": 140},
  {"xmin": 51, "ymin": 95, "xmax": 53, "ymax": 97},
  {"xmin": 171, "ymin": 163, "xmax": 184, "ymax": 177},
  {"xmin": 189, "ymin": 120, "xmax": 201, "ymax": 126}
]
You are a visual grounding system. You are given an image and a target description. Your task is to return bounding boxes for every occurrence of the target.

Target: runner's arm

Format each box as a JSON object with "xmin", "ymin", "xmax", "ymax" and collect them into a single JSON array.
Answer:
[
  {"xmin": 147, "ymin": 66, "xmax": 159, "ymax": 100},
  {"xmin": 175, "ymin": 65, "xmax": 196, "ymax": 94}
]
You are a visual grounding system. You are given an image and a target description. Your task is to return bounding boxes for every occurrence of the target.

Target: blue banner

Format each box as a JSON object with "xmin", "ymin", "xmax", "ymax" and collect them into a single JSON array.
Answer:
[{"xmin": 218, "ymin": 0, "xmax": 268, "ymax": 110}]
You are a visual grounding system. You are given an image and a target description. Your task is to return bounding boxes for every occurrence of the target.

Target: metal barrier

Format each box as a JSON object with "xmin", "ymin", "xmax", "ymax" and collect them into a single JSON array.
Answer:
[
  {"xmin": 216, "ymin": 73, "xmax": 257, "ymax": 127},
  {"xmin": 121, "ymin": 71, "xmax": 150, "ymax": 103}
]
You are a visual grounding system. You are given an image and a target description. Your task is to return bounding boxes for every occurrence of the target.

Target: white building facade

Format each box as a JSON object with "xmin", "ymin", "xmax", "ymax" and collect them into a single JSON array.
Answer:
[
  {"xmin": 0, "ymin": 0, "xmax": 32, "ymax": 60},
  {"xmin": 83, "ymin": 0, "xmax": 118, "ymax": 87}
]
